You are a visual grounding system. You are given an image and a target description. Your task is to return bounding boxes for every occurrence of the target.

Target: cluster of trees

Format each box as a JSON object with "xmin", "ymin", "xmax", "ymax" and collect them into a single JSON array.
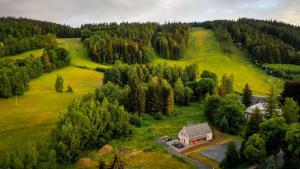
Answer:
[
  {"xmin": 0, "ymin": 17, "xmax": 79, "ymax": 57},
  {"xmin": 220, "ymin": 81, "xmax": 300, "ymax": 169},
  {"xmin": 0, "ymin": 34, "xmax": 57, "ymax": 57},
  {"xmin": 200, "ymin": 19, "xmax": 300, "ymax": 65},
  {"xmin": 205, "ymin": 94, "xmax": 246, "ymax": 134},
  {"xmin": 222, "ymin": 96, "xmax": 300, "ymax": 169},
  {"xmin": 153, "ymin": 23, "xmax": 190, "ymax": 59},
  {"xmin": 53, "ymin": 96, "xmax": 132, "ymax": 163},
  {"xmin": 0, "ymin": 17, "xmax": 80, "ymax": 41},
  {"xmin": 281, "ymin": 80, "xmax": 300, "ymax": 105},
  {"xmin": 82, "ymin": 23, "xmax": 190, "ymax": 64},
  {"xmin": 0, "ymin": 142, "xmax": 57, "ymax": 169},
  {"xmin": 0, "ymin": 47, "xmax": 70, "ymax": 98}
]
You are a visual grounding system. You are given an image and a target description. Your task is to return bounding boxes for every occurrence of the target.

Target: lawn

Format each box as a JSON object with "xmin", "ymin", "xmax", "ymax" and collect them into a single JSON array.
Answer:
[{"xmin": 152, "ymin": 27, "xmax": 284, "ymax": 96}]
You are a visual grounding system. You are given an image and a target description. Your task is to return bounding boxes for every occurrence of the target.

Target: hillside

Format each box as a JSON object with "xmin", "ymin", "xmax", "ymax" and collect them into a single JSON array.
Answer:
[
  {"xmin": 153, "ymin": 27, "xmax": 283, "ymax": 96},
  {"xmin": 0, "ymin": 39, "xmax": 104, "ymax": 153}
]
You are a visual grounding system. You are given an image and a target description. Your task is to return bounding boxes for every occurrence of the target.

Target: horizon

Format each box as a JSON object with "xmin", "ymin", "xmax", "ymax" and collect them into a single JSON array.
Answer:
[{"xmin": 1, "ymin": 0, "xmax": 299, "ymax": 27}]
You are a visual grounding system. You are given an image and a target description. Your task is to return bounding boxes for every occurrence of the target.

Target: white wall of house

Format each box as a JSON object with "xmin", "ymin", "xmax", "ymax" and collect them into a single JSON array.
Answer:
[
  {"xmin": 206, "ymin": 132, "xmax": 213, "ymax": 140},
  {"xmin": 178, "ymin": 129, "xmax": 189, "ymax": 144}
]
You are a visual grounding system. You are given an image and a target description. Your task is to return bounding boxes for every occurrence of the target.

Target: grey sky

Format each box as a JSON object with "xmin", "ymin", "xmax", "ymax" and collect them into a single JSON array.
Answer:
[{"xmin": 0, "ymin": 0, "xmax": 299, "ymax": 27}]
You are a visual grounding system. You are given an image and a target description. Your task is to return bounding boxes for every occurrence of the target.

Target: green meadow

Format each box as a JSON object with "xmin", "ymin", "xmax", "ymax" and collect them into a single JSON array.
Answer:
[
  {"xmin": 0, "ymin": 39, "xmax": 104, "ymax": 154},
  {"xmin": 152, "ymin": 27, "xmax": 283, "ymax": 96},
  {"xmin": 1, "ymin": 48, "xmax": 44, "ymax": 60}
]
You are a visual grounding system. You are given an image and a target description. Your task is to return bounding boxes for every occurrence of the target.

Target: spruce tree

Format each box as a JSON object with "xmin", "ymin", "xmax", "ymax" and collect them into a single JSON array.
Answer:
[
  {"xmin": 282, "ymin": 98, "xmax": 299, "ymax": 124},
  {"xmin": 221, "ymin": 141, "xmax": 241, "ymax": 169},
  {"xmin": 0, "ymin": 71, "xmax": 12, "ymax": 98},
  {"xmin": 55, "ymin": 75, "xmax": 64, "ymax": 92},
  {"xmin": 41, "ymin": 50, "xmax": 52, "ymax": 73},
  {"xmin": 242, "ymin": 83, "xmax": 253, "ymax": 107},
  {"xmin": 128, "ymin": 74, "xmax": 145, "ymax": 115},
  {"xmin": 266, "ymin": 86, "xmax": 278, "ymax": 119},
  {"xmin": 245, "ymin": 107, "xmax": 263, "ymax": 138}
]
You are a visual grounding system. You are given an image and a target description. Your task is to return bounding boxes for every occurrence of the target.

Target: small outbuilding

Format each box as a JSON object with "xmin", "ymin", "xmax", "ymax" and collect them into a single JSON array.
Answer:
[{"xmin": 178, "ymin": 122, "xmax": 213, "ymax": 145}]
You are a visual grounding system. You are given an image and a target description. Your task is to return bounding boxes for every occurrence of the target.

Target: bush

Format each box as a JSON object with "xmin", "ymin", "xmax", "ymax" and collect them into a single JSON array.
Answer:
[{"xmin": 129, "ymin": 113, "xmax": 143, "ymax": 127}]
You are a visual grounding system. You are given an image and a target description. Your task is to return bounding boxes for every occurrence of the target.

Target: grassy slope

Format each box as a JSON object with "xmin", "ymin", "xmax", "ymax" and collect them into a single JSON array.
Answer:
[
  {"xmin": 1, "ymin": 49, "xmax": 44, "ymax": 60},
  {"xmin": 0, "ymin": 39, "xmax": 103, "ymax": 153},
  {"xmin": 153, "ymin": 27, "xmax": 284, "ymax": 96}
]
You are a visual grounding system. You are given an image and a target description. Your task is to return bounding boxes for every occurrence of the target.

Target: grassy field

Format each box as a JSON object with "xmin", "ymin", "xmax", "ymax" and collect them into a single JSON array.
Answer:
[
  {"xmin": 58, "ymin": 38, "xmax": 110, "ymax": 69},
  {"xmin": 1, "ymin": 49, "xmax": 44, "ymax": 60},
  {"xmin": 0, "ymin": 39, "xmax": 105, "ymax": 154},
  {"xmin": 152, "ymin": 27, "xmax": 284, "ymax": 96}
]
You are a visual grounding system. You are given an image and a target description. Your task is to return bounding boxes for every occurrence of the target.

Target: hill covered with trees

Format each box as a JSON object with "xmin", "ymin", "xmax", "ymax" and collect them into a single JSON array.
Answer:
[{"xmin": 81, "ymin": 23, "xmax": 190, "ymax": 64}]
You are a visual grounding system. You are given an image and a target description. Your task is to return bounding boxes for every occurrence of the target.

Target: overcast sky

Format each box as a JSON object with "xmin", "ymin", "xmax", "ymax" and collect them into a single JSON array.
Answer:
[{"xmin": 1, "ymin": 0, "xmax": 299, "ymax": 27}]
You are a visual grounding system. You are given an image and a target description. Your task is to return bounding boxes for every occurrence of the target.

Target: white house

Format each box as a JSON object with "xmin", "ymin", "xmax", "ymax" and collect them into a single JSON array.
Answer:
[
  {"xmin": 245, "ymin": 103, "xmax": 281, "ymax": 119},
  {"xmin": 178, "ymin": 122, "xmax": 213, "ymax": 145}
]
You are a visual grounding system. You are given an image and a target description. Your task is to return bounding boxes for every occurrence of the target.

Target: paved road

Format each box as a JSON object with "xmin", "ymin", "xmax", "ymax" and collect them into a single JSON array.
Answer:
[
  {"xmin": 199, "ymin": 140, "xmax": 241, "ymax": 162},
  {"xmin": 156, "ymin": 139, "xmax": 211, "ymax": 169}
]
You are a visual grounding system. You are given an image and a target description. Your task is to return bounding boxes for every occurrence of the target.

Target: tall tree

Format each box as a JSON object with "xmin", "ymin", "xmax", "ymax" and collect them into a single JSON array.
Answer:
[
  {"xmin": 221, "ymin": 141, "xmax": 241, "ymax": 169},
  {"xmin": 266, "ymin": 86, "xmax": 279, "ymax": 119},
  {"xmin": 259, "ymin": 117, "xmax": 288, "ymax": 156},
  {"xmin": 128, "ymin": 74, "xmax": 145, "ymax": 115},
  {"xmin": 284, "ymin": 123, "xmax": 300, "ymax": 169},
  {"xmin": 282, "ymin": 98, "xmax": 299, "ymax": 124},
  {"xmin": 0, "ymin": 70, "xmax": 12, "ymax": 98},
  {"xmin": 245, "ymin": 107, "xmax": 264, "ymax": 138},
  {"xmin": 41, "ymin": 50, "xmax": 52, "ymax": 73},
  {"xmin": 244, "ymin": 134, "xmax": 266, "ymax": 164},
  {"xmin": 55, "ymin": 75, "xmax": 64, "ymax": 92},
  {"xmin": 242, "ymin": 83, "xmax": 253, "ymax": 107}
]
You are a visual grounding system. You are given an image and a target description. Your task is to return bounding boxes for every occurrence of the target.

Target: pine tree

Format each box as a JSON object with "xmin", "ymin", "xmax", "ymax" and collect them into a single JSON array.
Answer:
[
  {"xmin": 41, "ymin": 50, "xmax": 52, "ymax": 73},
  {"xmin": 266, "ymin": 86, "xmax": 278, "ymax": 119},
  {"xmin": 0, "ymin": 71, "xmax": 12, "ymax": 98},
  {"xmin": 221, "ymin": 141, "xmax": 241, "ymax": 169},
  {"xmin": 55, "ymin": 75, "xmax": 64, "ymax": 92},
  {"xmin": 245, "ymin": 107, "xmax": 263, "ymax": 138},
  {"xmin": 242, "ymin": 83, "xmax": 253, "ymax": 107},
  {"xmin": 146, "ymin": 76, "xmax": 162, "ymax": 115},
  {"xmin": 161, "ymin": 79, "xmax": 174, "ymax": 115},
  {"xmin": 282, "ymin": 98, "xmax": 299, "ymax": 124},
  {"xmin": 128, "ymin": 74, "xmax": 145, "ymax": 115}
]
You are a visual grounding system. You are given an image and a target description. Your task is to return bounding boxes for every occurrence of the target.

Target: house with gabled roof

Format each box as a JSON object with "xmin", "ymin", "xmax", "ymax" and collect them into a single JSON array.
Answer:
[{"xmin": 178, "ymin": 122, "xmax": 213, "ymax": 145}]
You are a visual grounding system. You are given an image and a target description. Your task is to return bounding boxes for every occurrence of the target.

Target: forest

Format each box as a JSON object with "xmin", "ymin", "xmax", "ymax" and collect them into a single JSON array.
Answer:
[
  {"xmin": 0, "ymin": 47, "xmax": 70, "ymax": 98},
  {"xmin": 198, "ymin": 18, "xmax": 300, "ymax": 65},
  {"xmin": 82, "ymin": 23, "xmax": 190, "ymax": 64}
]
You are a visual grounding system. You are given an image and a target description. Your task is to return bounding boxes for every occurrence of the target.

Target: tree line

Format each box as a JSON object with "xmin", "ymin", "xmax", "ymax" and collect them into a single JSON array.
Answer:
[
  {"xmin": 199, "ymin": 19, "xmax": 300, "ymax": 65},
  {"xmin": 0, "ymin": 17, "xmax": 80, "ymax": 41},
  {"xmin": 0, "ymin": 47, "xmax": 70, "ymax": 98},
  {"xmin": 82, "ymin": 23, "xmax": 190, "ymax": 64},
  {"xmin": 0, "ymin": 34, "xmax": 57, "ymax": 57}
]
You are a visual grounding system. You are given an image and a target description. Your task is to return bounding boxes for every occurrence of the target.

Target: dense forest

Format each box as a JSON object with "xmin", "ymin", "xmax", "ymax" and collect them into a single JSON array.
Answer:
[
  {"xmin": 0, "ymin": 17, "xmax": 80, "ymax": 57},
  {"xmin": 198, "ymin": 18, "xmax": 300, "ymax": 65},
  {"xmin": 0, "ymin": 47, "xmax": 70, "ymax": 98},
  {"xmin": 82, "ymin": 23, "xmax": 190, "ymax": 64}
]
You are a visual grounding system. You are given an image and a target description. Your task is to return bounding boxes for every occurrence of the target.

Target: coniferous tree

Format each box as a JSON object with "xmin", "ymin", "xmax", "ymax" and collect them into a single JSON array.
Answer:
[
  {"xmin": 0, "ymin": 70, "xmax": 12, "ymax": 98},
  {"xmin": 128, "ymin": 74, "xmax": 145, "ymax": 115},
  {"xmin": 41, "ymin": 50, "xmax": 52, "ymax": 73},
  {"xmin": 245, "ymin": 107, "xmax": 264, "ymax": 138},
  {"xmin": 242, "ymin": 83, "xmax": 253, "ymax": 107},
  {"xmin": 146, "ymin": 76, "xmax": 162, "ymax": 115},
  {"xmin": 221, "ymin": 141, "xmax": 241, "ymax": 169},
  {"xmin": 282, "ymin": 98, "xmax": 299, "ymax": 124},
  {"xmin": 266, "ymin": 86, "xmax": 279, "ymax": 119},
  {"xmin": 55, "ymin": 75, "xmax": 64, "ymax": 92}
]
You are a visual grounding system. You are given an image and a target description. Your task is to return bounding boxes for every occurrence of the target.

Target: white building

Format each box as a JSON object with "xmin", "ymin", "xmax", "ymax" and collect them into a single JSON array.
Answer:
[
  {"xmin": 245, "ymin": 103, "xmax": 281, "ymax": 119},
  {"xmin": 178, "ymin": 123, "xmax": 213, "ymax": 145}
]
